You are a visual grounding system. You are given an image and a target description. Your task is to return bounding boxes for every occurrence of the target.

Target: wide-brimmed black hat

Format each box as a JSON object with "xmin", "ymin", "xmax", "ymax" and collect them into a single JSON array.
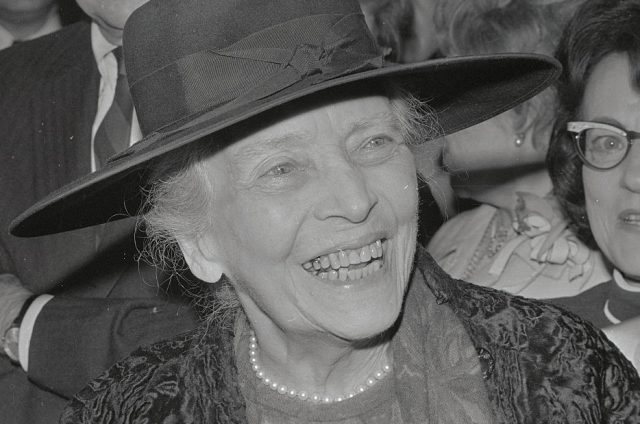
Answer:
[{"xmin": 11, "ymin": 0, "xmax": 560, "ymax": 237}]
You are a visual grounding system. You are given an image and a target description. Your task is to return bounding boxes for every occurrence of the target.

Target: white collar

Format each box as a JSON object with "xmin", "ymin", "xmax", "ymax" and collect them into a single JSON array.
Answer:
[
  {"xmin": 91, "ymin": 22, "xmax": 119, "ymax": 70},
  {"xmin": 601, "ymin": 270, "xmax": 640, "ymax": 325},
  {"xmin": 0, "ymin": 23, "xmax": 13, "ymax": 50},
  {"xmin": 612, "ymin": 269, "xmax": 640, "ymax": 292}
]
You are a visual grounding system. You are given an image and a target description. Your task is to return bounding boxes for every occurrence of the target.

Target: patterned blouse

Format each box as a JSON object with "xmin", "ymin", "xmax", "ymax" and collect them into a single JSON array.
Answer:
[{"xmin": 428, "ymin": 192, "xmax": 611, "ymax": 299}]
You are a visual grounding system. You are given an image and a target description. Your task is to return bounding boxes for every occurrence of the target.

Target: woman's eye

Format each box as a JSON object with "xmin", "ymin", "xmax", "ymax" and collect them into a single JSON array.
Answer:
[
  {"xmin": 264, "ymin": 163, "xmax": 296, "ymax": 176},
  {"xmin": 353, "ymin": 136, "xmax": 399, "ymax": 163},
  {"xmin": 590, "ymin": 136, "xmax": 626, "ymax": 152},
  {"xmin": 364, "ymin": 137, "xmax": 393, "ymax": 150},
  {"xmin": 254, "ymin": 160, "xmax": 307, "ymax": 191}
]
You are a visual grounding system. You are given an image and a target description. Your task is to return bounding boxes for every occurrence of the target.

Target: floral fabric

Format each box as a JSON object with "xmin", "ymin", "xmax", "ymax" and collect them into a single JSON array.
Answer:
[{"xmin": 428, "ymin": 192, "xmax": 611, "ymax": 299}]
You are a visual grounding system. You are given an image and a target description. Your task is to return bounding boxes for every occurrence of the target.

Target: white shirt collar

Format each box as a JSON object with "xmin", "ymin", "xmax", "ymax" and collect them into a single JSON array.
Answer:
[
  {"xmin": 0, "ymin": 23, "xmax": 13, "ymax": 50},
  {"xmin": 91, "ymin": 22, "xmax": 119, "ymax": 71},
  {"xmin": 613, "ymin": 269, "xmax": 640, "ymax": 292}
]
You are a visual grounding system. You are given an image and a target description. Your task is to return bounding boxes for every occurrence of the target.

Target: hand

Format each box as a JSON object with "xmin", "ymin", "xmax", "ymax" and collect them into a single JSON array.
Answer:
[{"xmin": 0, "ymin": 274, "xmax": 34, "ymax": 337}]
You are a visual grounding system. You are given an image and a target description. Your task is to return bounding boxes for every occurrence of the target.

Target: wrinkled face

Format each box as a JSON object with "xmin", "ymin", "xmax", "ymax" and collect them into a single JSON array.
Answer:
[
  {"xmin": 189, "ymin": 92, "xmax": 419, "ymax": 341},
  {"xmin": 581, "ymin": 52, "xmax": 640, "ymax": 280},
  {"xmin": 75, "ymin": 0, "xmax": 148, "ymax": 44}
]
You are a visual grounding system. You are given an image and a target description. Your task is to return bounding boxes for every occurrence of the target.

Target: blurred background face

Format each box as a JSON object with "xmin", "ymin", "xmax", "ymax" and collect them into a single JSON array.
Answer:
[
  {"xmin": 581, "ymin": 52, "xmax": 640, "ymax": 280},
  {"xmin": 75, "ymin": 0, "xmax": 148, "ymax": 43},
  {"xmin": 403, "ymin": 0, "xmax": 439, "ymax": 62},
  {"xmin": 0, "ymin": 0, "xmax": 55, "ymax": 23},
  {"xmin": 442, "ymin": 111, "xmax": 547, "ymax": 199},
  {"xmin": 0, "ymin": 0, "xmax": 53, "ymax": 14},
  {"xmin": 443, "ymin": 112, "xmax": 517, "ymax": 173}
]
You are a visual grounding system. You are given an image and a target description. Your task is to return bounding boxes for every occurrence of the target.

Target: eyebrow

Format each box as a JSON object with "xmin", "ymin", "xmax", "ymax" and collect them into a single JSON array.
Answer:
[
  {"xmin": 343, "ymin": 111, "xmax": 403, "ymax": 139},
  {"xmin": 588, "ymin": 116, "xmax": 627, "ymax": 129},
  {"xmin": 233, "ymin": 110, "xmax": 403, "ymax": 162},
  {"xmin": 233, "ymin": 132, "xmax": 308, "ymax": 163}
]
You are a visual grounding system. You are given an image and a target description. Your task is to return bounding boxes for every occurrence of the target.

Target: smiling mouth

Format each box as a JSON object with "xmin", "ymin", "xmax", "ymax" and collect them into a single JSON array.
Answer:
[
  {"xmin": 621, "ymin": 214, "xmax": 640, "ymax": 224},
  {"xmin": 302, "ymin": 239, "xmax": 384, "ymax": 282}
]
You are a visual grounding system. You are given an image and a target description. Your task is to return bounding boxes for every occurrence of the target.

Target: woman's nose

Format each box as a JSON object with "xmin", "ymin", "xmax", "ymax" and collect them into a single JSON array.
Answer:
[
  {"xmin": 313, "ymin": 164, "xmax": 378, "ymax": 223},
  {"xmin": 621, "ymin": 142, "xmax": 640, "ymax": 193}
]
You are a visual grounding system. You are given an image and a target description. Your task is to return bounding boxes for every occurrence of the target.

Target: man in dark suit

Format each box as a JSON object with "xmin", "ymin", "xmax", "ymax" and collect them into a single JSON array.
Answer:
[{"xmin": 0, "ymin": 1, "xmax": 198, "ymax": 422}]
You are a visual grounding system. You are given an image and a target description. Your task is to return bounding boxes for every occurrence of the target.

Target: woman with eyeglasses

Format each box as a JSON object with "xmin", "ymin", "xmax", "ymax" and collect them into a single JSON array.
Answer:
[
  {"xmin": 427, "ymin": 0, "xmax": 611, "ymax": 307},
  {"xmin": 548, "ymin": 0, "xmax": 640, "ymax": 370}
]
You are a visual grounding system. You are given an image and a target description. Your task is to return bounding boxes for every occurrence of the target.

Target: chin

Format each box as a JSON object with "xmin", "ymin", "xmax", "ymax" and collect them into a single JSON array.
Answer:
[
  {"xmin": 329, "ymin": 308, "xmax": 401, "ymax": 342},
  {"xmin": 609, "ymin": 235, "xmax": 640, "ymax": 281},
  {"xmin": 615, "ymin": 257, "xmax": 640, "ymax": 282}
]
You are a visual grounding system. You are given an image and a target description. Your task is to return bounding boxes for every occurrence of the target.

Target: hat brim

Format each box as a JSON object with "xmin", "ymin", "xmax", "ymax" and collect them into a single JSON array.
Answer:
[{"xmin": 11, "ymin": 53, "xmax": 559, "ymax": 237}]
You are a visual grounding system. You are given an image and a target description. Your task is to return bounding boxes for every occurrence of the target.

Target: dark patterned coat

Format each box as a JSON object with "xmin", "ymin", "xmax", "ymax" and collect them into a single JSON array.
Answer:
[{"xmin": 60, "ymin": 249, "xmax": 640, "ymax": 423}]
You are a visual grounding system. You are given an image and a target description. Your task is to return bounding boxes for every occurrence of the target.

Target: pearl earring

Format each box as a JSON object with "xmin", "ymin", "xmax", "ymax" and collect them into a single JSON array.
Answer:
[{"xmin": 514, "ymin": 133, "xmax": 524, "ymax": 147}]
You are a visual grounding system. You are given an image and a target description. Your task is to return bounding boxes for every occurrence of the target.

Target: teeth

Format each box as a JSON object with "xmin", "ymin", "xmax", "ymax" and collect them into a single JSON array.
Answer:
[
  {"xmin": 329, "ymin": 253, "xmax": 340, "ymax": 270},
  {"xmin": 372, "ymin": 260, "xmax": 381, "ymax": 272},
  {"xmin": 301, "ymin": 239, "xmax": 385, "ymax": 282},
  {"xmin": 348, "ymin": 250, "xmax": 360, "ymax": 264},
  {"xmin": 348, "ymin": 268, "xmax": 362, "ymax": 280},
  {"xmin": 339, "ymin": 268, "xmax": 348, "ymax": 281},
  {"xmin": 622, "ymin": 214, "xmax": 640, "ymax": 223},
  {"xmin": 360, "ymin": 247, "xmax": 371, "ymax": 263},
  {"xmin": 339, "ymin": 251, "xmax": 349, "ymax": 267}
]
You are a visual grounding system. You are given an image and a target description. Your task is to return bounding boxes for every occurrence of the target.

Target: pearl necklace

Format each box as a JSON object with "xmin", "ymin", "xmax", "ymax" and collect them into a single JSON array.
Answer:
[{"xmin": 248, "ymin": 331, "xmax": 391, "ymax": 403}]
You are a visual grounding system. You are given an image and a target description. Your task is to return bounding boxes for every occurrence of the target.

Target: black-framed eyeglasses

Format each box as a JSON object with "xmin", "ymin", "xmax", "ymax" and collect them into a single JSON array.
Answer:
[{"xmin": 567, "ymin": 121, "xmax": 640, "ymax": 170}]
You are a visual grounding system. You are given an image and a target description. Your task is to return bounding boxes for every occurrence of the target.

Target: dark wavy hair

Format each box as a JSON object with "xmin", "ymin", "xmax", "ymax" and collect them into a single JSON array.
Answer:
[{"xmin": 547, "ymin": 0, "xmax": 640, "ymax": 247}]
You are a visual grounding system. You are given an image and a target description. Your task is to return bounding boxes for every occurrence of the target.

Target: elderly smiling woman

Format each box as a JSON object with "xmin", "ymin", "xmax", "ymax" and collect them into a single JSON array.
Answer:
[{"xmin": 10, "ymin": 0, "xmax": 640, "ymax": 423}]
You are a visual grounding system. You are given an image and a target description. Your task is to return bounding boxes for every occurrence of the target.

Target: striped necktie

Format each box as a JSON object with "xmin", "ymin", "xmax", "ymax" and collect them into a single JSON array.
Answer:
[{"xmin": 94, "ymin": 47, "xmax": 133, "ymax": 169}]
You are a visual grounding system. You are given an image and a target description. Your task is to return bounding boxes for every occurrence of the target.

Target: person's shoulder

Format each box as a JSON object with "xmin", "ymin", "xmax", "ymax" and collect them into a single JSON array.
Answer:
[
  {"xmin": 417, "ymin": 251, "xmax": 640, "ymax": 418},
  {"xmin": 417, "ymin": 247, "xmax": 633, "ymax": 370},
  {"xmin": 474, "ymin": 284, "xmax": 640, "ymax": 418},
  {"xmin": 60, "ymin": 329, "xmax": 211, "ymax": 424},
  {"xmin": 429, "ymin": 256, "xmax": 603, "ymax": 345},
  {"xmin": 426, "ymin": 204, "xmax": 496, "ymax": 274},
  {"xmin": 61, "ymin": 323, "xmax": 245, "ymax": 424},
  {"xmin": 0, "ymin": 22, "xmax": 92, "ymax": 86}
]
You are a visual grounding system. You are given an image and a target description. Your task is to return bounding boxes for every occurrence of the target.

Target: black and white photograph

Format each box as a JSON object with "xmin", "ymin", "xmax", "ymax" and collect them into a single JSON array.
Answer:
[{"xmin": 0, "ymin": 0, "xmax": 639, "ymax": 422}]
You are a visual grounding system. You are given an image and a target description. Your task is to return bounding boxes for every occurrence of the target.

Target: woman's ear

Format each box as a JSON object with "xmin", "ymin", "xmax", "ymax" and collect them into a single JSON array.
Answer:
[{"xmin": 178, "ymin": 236, "xmax": 225, "ymax": 283}]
